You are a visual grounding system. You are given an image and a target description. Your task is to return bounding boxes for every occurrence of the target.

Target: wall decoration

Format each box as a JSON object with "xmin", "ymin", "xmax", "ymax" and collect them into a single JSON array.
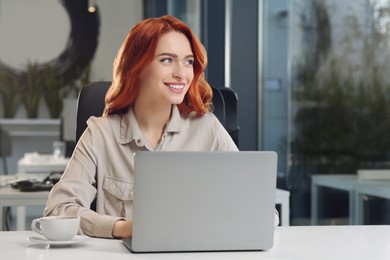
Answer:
[{"xmin": 0, "ymin": 0, "xmax": 100, "ymax": 118}]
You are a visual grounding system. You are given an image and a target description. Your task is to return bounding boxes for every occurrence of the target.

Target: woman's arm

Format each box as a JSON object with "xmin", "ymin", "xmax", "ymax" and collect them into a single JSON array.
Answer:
[{"xmin": 44, "ymin": 119, "xmax": 126, "ymax": 238}]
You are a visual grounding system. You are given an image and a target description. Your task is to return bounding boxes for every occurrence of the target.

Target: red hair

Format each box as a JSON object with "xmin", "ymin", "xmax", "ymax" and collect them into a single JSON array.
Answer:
[{"xmin": 103, "ymin": 15, "xmax": 212, "ymax": 116}]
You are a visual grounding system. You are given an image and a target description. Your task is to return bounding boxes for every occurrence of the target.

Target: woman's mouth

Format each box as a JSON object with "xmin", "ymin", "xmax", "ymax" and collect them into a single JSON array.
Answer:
[{"xmin": 164, "ymin": 83, "xmax": 185, "ymax": 93}]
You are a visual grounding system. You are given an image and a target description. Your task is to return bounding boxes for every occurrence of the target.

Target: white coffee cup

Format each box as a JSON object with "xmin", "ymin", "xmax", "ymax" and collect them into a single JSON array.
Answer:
[{"xmin": 31, "ymin": 216, "xmax": 80, "ymax": 241}]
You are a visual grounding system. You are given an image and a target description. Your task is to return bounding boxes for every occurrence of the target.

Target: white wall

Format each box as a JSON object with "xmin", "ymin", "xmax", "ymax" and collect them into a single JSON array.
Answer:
[
  {"xmin": 0, "ymin": 0, "xmax": 71, "ymax": 69},
  {"xmin": 0, "ymin": 0, "xmax": 143, "ymax": 174},
  {"xmin": 0, "ymin": 0, "xmax": 143, "ymax": 118},
  {"xmin": 91, "ymin": 0, "xmax": 144, "ymax": 81}
]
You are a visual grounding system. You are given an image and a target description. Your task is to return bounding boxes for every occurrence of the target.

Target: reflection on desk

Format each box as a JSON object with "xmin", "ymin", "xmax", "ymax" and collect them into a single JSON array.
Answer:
[{"xmin": 1, "ymin": 226, "xmax": 390, "ymax": 259}]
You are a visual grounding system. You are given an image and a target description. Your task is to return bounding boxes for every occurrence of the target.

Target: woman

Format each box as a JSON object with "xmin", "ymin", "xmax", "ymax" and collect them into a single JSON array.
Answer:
[{"xmin": 44, "ymin": 15, "xmax": 239, "ymax": 238}]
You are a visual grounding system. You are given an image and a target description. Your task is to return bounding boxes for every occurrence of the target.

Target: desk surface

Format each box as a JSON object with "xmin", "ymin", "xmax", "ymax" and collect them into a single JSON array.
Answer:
[
  {"xmin": 312, "ymin": 174, "xmax": 390, "ymax": 200},
  {"xmin": 312, "ymin": 174, "xmax": 359, "ymax": 190},
  {"xmin": 356, "ymin": 178, "xmax": 390, "ymax": 198},
  {"xmin": 1, "ymin": 226, "xmax": 389, "ymax": 259}
]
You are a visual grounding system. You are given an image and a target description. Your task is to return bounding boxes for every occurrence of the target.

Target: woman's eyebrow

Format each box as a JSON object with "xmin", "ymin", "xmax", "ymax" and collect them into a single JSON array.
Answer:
[{"xmin": 157, "ymin": 52, "xmax": 194, "ymax": 59}]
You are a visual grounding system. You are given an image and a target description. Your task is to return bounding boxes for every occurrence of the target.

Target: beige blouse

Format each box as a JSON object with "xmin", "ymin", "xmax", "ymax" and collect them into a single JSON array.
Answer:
[{"xmin": 44, "ymin": 105, "xmax": 238, "ymax": 238}]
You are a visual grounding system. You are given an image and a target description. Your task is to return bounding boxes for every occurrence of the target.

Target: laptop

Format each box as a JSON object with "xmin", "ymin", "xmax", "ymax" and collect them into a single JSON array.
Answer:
[{"xmin": 123, "ymin": 151, "xmax": 277, "ymax": 253}]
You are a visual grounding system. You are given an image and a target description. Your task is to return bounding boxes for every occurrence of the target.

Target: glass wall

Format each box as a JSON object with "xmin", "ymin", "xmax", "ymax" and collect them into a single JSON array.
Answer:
[
  {"xmin": 263, "ymin": 0, "xmax": 390, "ymax": 225},
  {"xmin": 167, "ymin": 0, "xmax": 201, "ymax": 36},
  {"xmin": 149, "ymin": 0, "xmax": 390, "ymax": 226}
]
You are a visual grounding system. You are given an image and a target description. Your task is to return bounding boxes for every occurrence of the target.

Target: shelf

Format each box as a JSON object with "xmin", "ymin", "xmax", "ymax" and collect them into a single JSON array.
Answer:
[{"xmin": 0, "ymin": 119, "xmax": 61, "ymax": 137}]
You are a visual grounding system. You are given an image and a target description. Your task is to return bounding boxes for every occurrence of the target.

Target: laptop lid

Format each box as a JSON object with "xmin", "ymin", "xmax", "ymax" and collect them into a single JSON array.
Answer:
[{"xmin": 130, "ymin": 151, "xmax": 277, "ymax": 253}]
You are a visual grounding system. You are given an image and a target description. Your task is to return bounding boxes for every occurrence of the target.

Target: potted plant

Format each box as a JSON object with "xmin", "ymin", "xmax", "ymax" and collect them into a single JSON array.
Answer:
[
  {"xmin": 0, "ymin": 70, "xmax": 22, "ymax": 118},
  {"xmin": 19, "ymin": 62, "xmax": 43, "ymax": 119}
]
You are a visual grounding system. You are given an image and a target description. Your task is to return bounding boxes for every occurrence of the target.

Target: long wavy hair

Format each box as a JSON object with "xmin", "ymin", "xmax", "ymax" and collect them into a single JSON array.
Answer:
[{"xmin": 103, "ymin": 15, "xmax": 212, "ymax": 116}]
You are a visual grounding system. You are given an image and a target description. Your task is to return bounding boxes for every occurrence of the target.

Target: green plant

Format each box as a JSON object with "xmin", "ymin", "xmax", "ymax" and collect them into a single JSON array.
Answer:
[
  {"xmin": 0, "ymin": 61, "xmax": 92, "ymax": 119},
  {"xmin": 41, "ymin": 66, "xmax": 66, "ymax": 118},
  {"xmin": 42, "ymin": 64, "xmax": 91, "ymax": 118},
  {"xmin": 20, "ymin": 62, "xmax": 43, "ymax": 118},
  {"xmin": 0, "ymin": 70, "xmax": 22, "ymax": 118}
]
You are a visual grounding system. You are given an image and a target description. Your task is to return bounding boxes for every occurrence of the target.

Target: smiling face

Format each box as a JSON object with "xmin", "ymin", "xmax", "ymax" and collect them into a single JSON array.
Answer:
[{"xmin": 137, "ymin": 31, "xmax": 194, "ymax": 107}]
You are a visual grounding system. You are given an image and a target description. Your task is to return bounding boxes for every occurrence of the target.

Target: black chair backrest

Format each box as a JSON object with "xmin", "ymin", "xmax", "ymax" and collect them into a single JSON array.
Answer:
[
  {"xmin": 210, "ymin": 86, "xmax": 226, "ymax": 127},
  {"xmin": 76, "ymin": 81, "xmax": 110, "ymax": 142},
  {"xmin": 219, "ymin": 87, "xmax": 239, "ymax": 146},
  {"xmin": 76, "ymin": 82, "xmax": 238, "ymax": 145}
]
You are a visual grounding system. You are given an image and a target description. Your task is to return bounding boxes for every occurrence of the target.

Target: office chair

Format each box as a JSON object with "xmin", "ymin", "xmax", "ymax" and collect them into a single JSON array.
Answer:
[
  {"xmin": 219, "ymin": 87, "xmax": 239, "ymax": 147},
  {"xmin": 210, "ymin": 87, "xmax": 226, "ymax": 127},
  {"xmin": 76, "ymin": 81, "xmax": 110, "ymax": 142},
  {"xmin": 76, "ymin": 81, "xmax": 230, "ymax": 142}
]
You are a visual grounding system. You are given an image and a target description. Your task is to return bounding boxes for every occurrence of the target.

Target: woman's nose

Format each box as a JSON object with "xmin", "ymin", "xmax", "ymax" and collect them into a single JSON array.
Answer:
[{"xmin": 172, "ymin": 64, "xmax": 185, "ymax": 80}]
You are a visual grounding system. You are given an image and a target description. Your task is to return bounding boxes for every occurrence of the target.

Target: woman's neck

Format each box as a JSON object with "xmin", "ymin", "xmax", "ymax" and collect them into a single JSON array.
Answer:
[{"xmin": 133, "ymin": 101, "xmax": 172, "ymax": 149}]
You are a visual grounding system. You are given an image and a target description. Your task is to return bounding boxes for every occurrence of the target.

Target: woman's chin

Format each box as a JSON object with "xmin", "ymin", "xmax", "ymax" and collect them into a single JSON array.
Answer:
[{"xmin": 169, "ymin": 96, "xmax": 185, "ymax": 105}]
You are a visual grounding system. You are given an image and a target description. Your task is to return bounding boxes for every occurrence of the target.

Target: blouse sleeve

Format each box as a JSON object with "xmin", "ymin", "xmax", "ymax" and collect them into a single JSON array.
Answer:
[
  {"xmin": 43, "ymin": 122, "xmax": 123, "ymax": 238},
  {"xmin": 212, "ymin": 116, "xmax": 239, "ymax": 151}
]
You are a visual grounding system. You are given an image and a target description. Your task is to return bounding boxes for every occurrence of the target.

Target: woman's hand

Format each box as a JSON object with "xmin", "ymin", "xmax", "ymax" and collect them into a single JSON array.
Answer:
[{"xmin": 112, "ymin": 219, "xmax": 133, "ymax": 238}]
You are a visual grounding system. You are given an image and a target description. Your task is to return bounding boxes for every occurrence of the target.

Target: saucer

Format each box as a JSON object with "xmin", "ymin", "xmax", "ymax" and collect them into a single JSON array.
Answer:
[{"xmin": 27, "ymin": 235, "xmax": 90, "ymax": 246}]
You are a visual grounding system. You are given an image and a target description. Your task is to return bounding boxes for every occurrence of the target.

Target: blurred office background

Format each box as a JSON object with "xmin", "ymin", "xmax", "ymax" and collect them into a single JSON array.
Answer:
[{"xmin": 1, "ymin": 0, "xmax": 390, "ymax": 227}]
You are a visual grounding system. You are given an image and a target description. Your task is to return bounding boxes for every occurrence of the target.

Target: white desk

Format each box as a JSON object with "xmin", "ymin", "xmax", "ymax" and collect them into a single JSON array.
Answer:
[
  {"xmin": 355, "ymin": 179, "xmax": 390, "ymax": 224},
  {"xmin": 0, "ymin": 187, "xmax": 49, "ymax": 231},
  {"xmin": 12, "ymin": 154, "xmax": 68, "ymax": 228},
  {"xmin": 0, "ymin": 173, "xmax": 51, "ymax": 231},
  {"xmin": 0, "ymin": 186, "xmax": 290, "ymax": 230},
  {"xmin": 311, "ymin": 174, "xmax": 390, "ymax": 225},
  {"xmin": 311, "ymin": 174, "xmax": 358, "ymax": 225},
  {"xmin": 1, "ymin": 226, "xmax": 389, "ymax": 259}
]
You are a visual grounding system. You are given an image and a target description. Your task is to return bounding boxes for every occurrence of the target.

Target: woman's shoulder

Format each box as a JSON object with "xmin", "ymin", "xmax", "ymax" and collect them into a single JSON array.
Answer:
[
  {"xmin": 181, "ymin": 112, "xmax": 223, "ymax": 129},
  {"xmin": 85, "ymin": 113, "xmax": 122, "ymax": 137},
  {"xmin": 87, "ymin": 113, "xmax": 121, "ymax": 127},
  {"xmin": 184, "ymin": 111, "xmax": 219, "ymax": 122}
]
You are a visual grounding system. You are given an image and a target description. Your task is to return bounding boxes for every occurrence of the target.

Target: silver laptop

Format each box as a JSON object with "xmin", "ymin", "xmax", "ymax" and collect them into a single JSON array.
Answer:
[{"xmin": 123, "ymin": 151, "xmax": 277, "ymax": 253}]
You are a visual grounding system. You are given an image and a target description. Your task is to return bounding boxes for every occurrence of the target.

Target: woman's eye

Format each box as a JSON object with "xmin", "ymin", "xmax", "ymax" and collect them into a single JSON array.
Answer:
[
  {"xmin": 185, "ymin": 59, "xmax": 194, "ymax": 65},
  {"xmin": 160, "ymin": 57, "xmax": 173, "ymax": 63}
]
